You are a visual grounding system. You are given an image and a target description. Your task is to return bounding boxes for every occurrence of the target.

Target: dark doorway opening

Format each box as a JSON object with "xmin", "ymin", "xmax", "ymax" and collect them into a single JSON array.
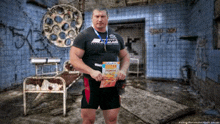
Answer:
[{"xmin": 109, "ymin": 19, "xmax": 146, "ymax": 78}]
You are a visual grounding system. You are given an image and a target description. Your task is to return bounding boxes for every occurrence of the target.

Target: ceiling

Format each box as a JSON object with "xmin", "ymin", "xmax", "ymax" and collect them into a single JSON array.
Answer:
[{"xmin": 58, "ymin": 0, "xmax": 184, "ymax": 12}]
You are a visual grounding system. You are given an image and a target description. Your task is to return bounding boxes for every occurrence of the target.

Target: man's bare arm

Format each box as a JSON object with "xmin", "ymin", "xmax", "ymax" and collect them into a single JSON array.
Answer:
[
  {"xmin": 69, "ymin": 46, "xmax": 103, "ymax": 81},
  {"xmin": 117, "ymin": 49, "xmax": 130, "ymax": 80}
]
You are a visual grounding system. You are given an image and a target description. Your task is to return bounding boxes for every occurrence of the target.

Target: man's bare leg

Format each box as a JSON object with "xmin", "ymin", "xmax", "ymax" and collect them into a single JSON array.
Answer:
[
  {"xmin": 103, "ymin": 108, "xmax": 120, "ymax": 124},
  {"xmin": 81, "ymin": 109, "xmax": 96, "ymax": 124}
]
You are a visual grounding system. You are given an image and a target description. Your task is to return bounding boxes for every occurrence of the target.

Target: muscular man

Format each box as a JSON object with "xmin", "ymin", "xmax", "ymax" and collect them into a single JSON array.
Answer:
[{"xmin": 70, "ymin": 7, "xmax": 130, "ymax": 124}]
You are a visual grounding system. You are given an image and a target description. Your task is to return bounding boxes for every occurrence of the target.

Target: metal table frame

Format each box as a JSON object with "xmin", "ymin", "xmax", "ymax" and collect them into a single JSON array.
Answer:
[{"xmin": 23, "ymin": 58, "xmax": 81, "ymax": 116}]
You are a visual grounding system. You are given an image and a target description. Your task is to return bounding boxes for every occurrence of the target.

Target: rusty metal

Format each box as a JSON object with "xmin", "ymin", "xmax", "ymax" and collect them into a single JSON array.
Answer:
[
  {"xmin": 23, "ymin": 59, "xmax": 82, "ymax": 116},
  {"xmin": 42, "ymin": 4, "xmax": 83, "ymax": 47}
]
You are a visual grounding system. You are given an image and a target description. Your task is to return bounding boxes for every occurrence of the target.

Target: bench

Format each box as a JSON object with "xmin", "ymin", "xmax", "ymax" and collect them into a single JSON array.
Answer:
[{"xmin": 23, "ymin": 58, "xmax": 82, "ymax": 116}]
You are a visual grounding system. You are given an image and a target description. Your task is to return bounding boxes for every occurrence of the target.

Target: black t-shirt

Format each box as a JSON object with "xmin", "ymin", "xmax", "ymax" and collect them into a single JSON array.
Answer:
[{"xmin": 73, "ymin": 26, "xmax": 125, "ymax": 78}]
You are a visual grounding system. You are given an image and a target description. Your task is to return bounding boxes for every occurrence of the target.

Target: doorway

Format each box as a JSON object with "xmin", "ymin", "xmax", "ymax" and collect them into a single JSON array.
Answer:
[{"xmin": 109, "ymin": 20, "xmax": 146, "ymax": 77}]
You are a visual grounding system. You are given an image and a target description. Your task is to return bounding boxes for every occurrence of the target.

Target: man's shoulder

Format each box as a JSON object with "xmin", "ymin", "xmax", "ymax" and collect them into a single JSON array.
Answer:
[
  {"xmin": 81, "ymin": 26, "xmax": 93, "ymax": 34},
  {"xmin": 75, "ymin": 27, "xmax": 93, "ymax": 39},
  {"xmin": 108, "ymin": 27, "xmax": 115, "ymax": 34},
  {"xmin": 108, "ymin": 28, "xmax": 122, "ymax": 38}
]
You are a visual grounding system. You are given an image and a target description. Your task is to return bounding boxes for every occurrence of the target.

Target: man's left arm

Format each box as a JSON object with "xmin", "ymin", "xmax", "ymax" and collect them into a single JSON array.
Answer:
[{"xmin": 117, "ymin": 49, "xmax": 130, "ymax": 80}]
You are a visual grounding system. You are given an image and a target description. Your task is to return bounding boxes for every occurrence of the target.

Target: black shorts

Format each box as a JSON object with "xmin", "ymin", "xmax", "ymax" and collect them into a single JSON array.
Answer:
[{"xmin": 81, "ymin": 77, "xmax": 120, "ymax": 110}]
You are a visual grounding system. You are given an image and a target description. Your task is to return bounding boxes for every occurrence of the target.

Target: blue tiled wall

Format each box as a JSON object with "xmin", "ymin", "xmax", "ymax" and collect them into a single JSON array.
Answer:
[
  {"xmin": 0, "ymin": 0, "xmax": 219, "ymax": 90},
  {"xmin": 186, "ymin": 0, "xmax": 220, "ymax": 82},
  {"xmin": 0, "ymin": 0, "xmax": 72, "ymax": 90},
  {"xmin": 84, "ymin": 2, "xmax": 188, "ymax": 79},
  {"xmin": 84, "ymin": 0, "xmax": 219, "ymax": 81}
]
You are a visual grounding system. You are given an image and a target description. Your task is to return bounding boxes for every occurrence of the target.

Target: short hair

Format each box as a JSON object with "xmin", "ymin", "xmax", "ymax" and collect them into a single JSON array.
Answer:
[{"xmin": 92, "ymin": 7, "xmax": 108, "ymax": 17}]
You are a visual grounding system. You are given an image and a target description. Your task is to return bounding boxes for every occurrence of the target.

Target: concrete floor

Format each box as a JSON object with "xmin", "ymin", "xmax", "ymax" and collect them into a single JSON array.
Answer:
[
  {"xmin": 0, "ymin": 76, "xmax": 220, "ymax": 124},
  {"xmin": 128, "ymin": 77, "xmax": 220, "ymax": 124}
]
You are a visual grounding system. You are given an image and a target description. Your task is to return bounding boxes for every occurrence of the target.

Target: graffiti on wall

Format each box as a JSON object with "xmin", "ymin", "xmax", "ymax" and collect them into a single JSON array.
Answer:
[
  {"xmin": 149, "ymin": 28, "xmax": 177, "ymax": 44},
  {"xmin": 160, "ymin": 33, "xmax": 176, "ymax": 44},
  {"xmin": 0, "ymin": 21, "xmax": 54, "ymax": 57},
  {"xmin": 0, "ymin": 0, "xmax": 52, "ymax": 57},
  {"xmin": 0, "ymin": 0, "xmax": 74, "ymax": 57}
]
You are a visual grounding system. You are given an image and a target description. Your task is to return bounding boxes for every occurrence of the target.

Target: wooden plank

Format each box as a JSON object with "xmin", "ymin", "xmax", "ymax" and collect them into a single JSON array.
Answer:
[{"xmin": 121, "ymin": 86, "xmax": 195, "ymax": 123}]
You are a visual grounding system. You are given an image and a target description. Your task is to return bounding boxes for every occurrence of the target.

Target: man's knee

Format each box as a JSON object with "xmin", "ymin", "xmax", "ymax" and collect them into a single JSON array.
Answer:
[
  {"xmin": 106, "ymin": 114, "xmax": 118, "ymax": 123},
  {"xmin": 110, "ymin": 116, "xmax": 118, "ymax": 122},
  {"xmin": 103, "ymin": 108, "xmax": 120, "ymax": 124},
  {"xmin": 81, "ymin": 111, "xmax": 96, "ymax": 123}
]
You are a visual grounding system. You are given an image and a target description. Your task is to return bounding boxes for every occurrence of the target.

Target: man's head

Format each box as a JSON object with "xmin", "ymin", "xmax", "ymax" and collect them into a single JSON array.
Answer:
[{"xmin": 92, "ymin": 7, "xmax": 109, "ymax": 32}]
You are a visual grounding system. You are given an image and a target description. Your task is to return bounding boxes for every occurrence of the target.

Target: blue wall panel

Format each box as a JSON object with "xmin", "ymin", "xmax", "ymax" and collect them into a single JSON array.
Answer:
[
  {"xmin": 83, "ymin": 0, "xmax": 220, "ymax": 81},
  {"xmin": 0, "ymin": 0, "xmax": 72, "ymax": 90},
  {"xmin": 187, "ymin": 0, "xmax": 220, "ymax": 82}
]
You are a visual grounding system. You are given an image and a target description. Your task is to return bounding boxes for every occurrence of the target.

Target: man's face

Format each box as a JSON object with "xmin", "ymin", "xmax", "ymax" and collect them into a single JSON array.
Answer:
[{"xmin": 92, "ymin": 10, "xmax": 108, "ymax": 31}]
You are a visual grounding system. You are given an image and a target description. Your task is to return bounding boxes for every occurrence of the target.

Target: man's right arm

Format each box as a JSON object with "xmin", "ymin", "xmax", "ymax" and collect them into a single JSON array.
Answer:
[{"xmin": 69, "ymin": 46, "xmax": 103, "ymax": 81}]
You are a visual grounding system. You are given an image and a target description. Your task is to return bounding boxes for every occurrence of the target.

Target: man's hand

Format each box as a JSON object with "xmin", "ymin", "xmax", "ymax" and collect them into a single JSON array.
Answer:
[
  {"xmin": 90, "ymin": 70, "xmax": 103, "ymax": 81},
  {"xmin": 116, "ymin": 70, "xmax": 126, "ymax": 81}
]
